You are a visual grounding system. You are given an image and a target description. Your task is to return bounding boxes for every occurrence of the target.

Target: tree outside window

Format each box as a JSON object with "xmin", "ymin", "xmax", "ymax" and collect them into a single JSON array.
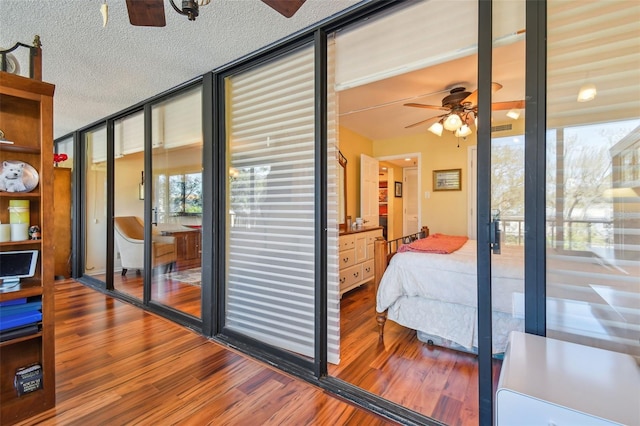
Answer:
[{"xmin": 169, "ymin": 172, "xmax": 202, "ymax": 215}]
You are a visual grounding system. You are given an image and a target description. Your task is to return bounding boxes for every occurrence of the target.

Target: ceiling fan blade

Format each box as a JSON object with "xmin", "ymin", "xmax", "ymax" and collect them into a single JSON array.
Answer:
[
  {"xmin": 492, "ymin": 100, "xmax": 526, "ymax": 110},
  {"xmin": 405, "ymin": 115, "xmax": 442, "ymax": 129},
  {"xmin": 462, "ymin": 82, "xmax": 503, "ymax": 106},
  {"xmin": 261, "ymin": 0, "xmax": 306, "ymax": 18},
  {"xmin": 404, "ymin": 103, "xmax": 449, "ymax": 111},
  {"xmin": 126, "ymin": 0, "xmax": 166, "ymax": 27}
]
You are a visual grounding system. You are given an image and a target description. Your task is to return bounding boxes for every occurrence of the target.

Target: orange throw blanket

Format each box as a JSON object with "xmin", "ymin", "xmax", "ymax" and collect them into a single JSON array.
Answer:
[{"xmin": 397, "ymin": 233, "xmax": 468, "ymax": 254}]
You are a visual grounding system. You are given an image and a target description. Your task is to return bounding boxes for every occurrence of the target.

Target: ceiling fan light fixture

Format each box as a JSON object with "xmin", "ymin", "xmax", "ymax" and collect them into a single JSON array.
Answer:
[
  {"xmin": 577, "ymin": 83, "xmax": 597, "ymax": 102},
  {"xmin": 428, "ymin": 121, "xmax": 443, "ymax": 136},
  {"xmin": 455, "ymin": 124, "xmax": 472, "ymax": 138},
  {"xmin": 443, "ymin": 113, "xmax": 463, "ymax": 131}
]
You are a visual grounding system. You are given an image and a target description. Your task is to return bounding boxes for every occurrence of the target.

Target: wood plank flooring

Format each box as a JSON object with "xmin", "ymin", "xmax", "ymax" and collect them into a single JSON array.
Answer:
[
  {"xmin": 15, "ymin": 280, "xmax": 395, "ymax": 426},
  {"xmin": 330, "ymin": 282, "xmax": 502, "ymax": 426},
  {"xmin": 57, "ymin": 273, "xmax": 499, "ymax": 425}
]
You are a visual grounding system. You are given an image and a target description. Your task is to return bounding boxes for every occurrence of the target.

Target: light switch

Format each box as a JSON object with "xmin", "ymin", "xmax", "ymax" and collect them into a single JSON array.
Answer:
[{"xmin": 425, "ymin": 191, "xmax": 430, "ymax": 199}]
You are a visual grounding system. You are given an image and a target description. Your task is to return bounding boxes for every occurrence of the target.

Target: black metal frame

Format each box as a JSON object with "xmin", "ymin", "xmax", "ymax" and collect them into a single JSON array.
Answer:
[
  {"xmin": 476, "ymin": 1, "xmax": 494, "ymax": 424},
  {"xmin": 525, "ymin": 0, "xmax": 548, "ymax": 336}
]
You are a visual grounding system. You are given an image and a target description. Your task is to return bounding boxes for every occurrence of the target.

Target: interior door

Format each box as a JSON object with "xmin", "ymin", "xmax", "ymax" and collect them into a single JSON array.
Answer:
[
  {"xmin": 403, "ymin": 167, "xmax": 418, "ymax": 235},
  {"xmin": 359, "ymin": 153, "xmax": 379, "ymax": 227}
]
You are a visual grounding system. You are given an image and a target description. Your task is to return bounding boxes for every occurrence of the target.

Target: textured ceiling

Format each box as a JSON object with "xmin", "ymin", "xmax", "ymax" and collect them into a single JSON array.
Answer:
[
  {"xmin": 0, "ymin": 0, "xmax": 362, "ymax": 139},
  {"xmin": 2, "ymin": 1, "xmax": 637, "ymax": 142}
]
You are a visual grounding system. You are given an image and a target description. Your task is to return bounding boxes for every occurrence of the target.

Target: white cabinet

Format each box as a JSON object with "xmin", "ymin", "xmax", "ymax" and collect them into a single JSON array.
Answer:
[
  {"xmin": 496, "ymin": 331, "xmax": 640, "ymax": 426},
  {"xmin": 339, "ymin": 227, "xmax": 383, "ymax": 296}
]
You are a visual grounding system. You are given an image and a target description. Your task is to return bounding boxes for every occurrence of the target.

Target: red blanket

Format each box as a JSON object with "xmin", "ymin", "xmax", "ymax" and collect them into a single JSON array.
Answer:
[{"xmin": 398, "ymin": 233, "xmax": 468, "ymax": 254}]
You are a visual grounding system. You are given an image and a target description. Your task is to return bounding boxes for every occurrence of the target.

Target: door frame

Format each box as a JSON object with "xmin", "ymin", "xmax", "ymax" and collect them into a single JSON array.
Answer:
[{"xmin": 377, "ymin": 153, "xmax": 422, "ymax": 237}]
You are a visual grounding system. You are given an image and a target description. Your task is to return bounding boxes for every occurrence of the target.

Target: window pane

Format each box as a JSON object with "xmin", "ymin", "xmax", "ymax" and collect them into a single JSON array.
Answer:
[
  {"xmin": 547, "ymin": 0, "xmax": 640, "ymax": 357},
  {"xmin": 150, "ymin": 87, "xmax": 203, "ymax": 318},
  {"xmin": 84, "ymin": 126, "xmax": 107, "ymax": 278}
]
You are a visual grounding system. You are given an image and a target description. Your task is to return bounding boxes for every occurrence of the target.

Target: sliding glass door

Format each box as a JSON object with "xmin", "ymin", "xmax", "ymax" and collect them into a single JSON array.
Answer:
[
  {"xmin": 223, "ymin": 42, "xmax": 319, "ymax": 362},
  {"xmin": 150, "ymin": 87, "xmax": 203, "ymax": 318}
]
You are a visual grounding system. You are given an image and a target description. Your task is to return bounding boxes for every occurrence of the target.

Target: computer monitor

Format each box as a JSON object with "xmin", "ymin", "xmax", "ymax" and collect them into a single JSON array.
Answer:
[{"xmin": 0, "ymin": 250, "xmax": 39, "ymax": 291}]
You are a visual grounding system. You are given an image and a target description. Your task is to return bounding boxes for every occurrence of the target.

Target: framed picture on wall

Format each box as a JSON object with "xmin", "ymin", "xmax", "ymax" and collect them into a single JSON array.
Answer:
[
  {"xmin": 394, "ymin": 181, "xmax": 403, "ymax": 197},
  {"xmin": 433, "ymin": 169, "xmax": 461, "ymax": 191}
]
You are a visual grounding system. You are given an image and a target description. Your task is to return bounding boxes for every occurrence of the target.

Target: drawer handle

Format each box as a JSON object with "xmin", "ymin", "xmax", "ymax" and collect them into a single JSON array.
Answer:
[
  {"xmin": 340, "ymin": 277, "xmax": 346, "ymax": 284},
  {"xmin": 365, "ymin": 266, "xmax": 371, "ymax": 273},
  {"xmin": 342, "ymin": 257, "xmax": 349, "ymax": 263},
  {"xmin": 353, "ymin": 271, "xmax": 359, "ymax": 278}
]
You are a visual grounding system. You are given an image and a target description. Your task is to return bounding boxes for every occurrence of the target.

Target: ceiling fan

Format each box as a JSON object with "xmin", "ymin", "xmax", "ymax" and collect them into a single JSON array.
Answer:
[
  {"xmin": 404, "ymin": 83, "xmax": 525, "ymax": 137},
  {"xmin": 125, "ymin": 0, "xmax": 306, "ymax": 26}
]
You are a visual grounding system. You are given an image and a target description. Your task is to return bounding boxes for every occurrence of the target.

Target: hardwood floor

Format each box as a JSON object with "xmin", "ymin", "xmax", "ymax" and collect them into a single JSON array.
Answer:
[
  {"xmin": 59, "ymin": 273, "xmax": 499, "ymax": 425},
  {"xmin": 91, "ymin": 268, "xmax": 202, "ymax": 318},
  {"xmin": 16, "ymin": 280, "xmax": 394, "ymax": 425},
  {"xmin": 330, "ymin": 282, "xmax": 502, "ymax": 426}
]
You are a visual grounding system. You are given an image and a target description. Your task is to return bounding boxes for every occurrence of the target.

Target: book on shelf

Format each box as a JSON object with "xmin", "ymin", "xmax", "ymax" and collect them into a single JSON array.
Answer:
[
  {"xmin": 0, "ymin": 324, "xmax": 40, "ymax": 342},
  {"xmin": 0, "ymin": 310, "xmax": 42, "ymax": 331},
  {"xmin": 0, "ymin": 300, "xmax": 42, "ymax": 315},
  {"xmin": 0, "ymin": 298, "xmax": 27, "ymax": 307},
  {"xmin": 14, "ymin": 363, "xmax": 43, "ymax": 396}
]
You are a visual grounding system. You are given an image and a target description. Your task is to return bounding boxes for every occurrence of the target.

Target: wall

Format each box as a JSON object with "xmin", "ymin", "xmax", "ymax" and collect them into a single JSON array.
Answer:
[
  {"xmin": 340, "ymin": 120, "xmax": 524, "ymax": 237},
  {"xmin": 374, "ymin": 132, "xmax": 475, "ymax": 236},
  {"xmin": 115, "ymin": 152, "xmax": 145, "ymax": 218},
  {"xmin": 338, "ymin": 126, "xmax": 374, "ymax": 221}
]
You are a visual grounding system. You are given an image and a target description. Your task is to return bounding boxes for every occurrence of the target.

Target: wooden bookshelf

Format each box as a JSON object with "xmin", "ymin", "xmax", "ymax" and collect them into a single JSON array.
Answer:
[{"xmin": 0, "ymin": 69, "xmax": 56, "ymax": 424}]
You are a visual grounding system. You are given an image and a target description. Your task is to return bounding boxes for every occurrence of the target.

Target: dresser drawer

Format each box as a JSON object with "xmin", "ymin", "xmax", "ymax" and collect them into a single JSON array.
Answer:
[
  {"xmin": 362, "ymin": 259, "xmax": 375, "ymax": 281},
  {"xmin": 339, "ymin": 249, "xmax": 355, "ymax": 268},
  {"xmin": 341, "ymin": 264, "xmax": 363, "ymax": 291},
  {"xmin": 339, "ymin": 235, "xmax": 355, "ymax": 251}
]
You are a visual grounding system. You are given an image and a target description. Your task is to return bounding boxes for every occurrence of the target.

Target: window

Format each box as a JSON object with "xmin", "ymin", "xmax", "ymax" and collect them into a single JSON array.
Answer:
[{"xmin": 169, "ymin": 172, "xmax": 203, "ymax": 215}]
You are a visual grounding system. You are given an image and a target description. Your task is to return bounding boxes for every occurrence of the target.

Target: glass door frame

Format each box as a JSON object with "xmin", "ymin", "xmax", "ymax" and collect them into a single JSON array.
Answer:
[{"xmin": 73, "ymin": 82, "xmax": 206, "ymax": 332}]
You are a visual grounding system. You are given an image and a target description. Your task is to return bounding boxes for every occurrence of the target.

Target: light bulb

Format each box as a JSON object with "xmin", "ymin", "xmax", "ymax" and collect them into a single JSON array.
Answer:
[
  {"xmin": 428, "ymin": 121, "xmax": 443, "ymax": 136},
  {"xmin": 506, "ymin": 109, "xmax": 520, "ymax": 120},
  {"xmin": 455, "ymin": 124, "xmax": 472, "ymax": 138},
  {"xmin": 443, "ymin": 114, "xmax": 463, "ymax": 131},
  {"xmin": 577, "ymin": 83, "xmax": 597, "ymax": 102}
]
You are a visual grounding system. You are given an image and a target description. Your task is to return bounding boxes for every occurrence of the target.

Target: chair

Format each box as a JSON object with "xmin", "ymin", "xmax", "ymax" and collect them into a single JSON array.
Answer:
[{"xmin": 113, "ymin": 216, "xmax": 176, "ymax": 276}]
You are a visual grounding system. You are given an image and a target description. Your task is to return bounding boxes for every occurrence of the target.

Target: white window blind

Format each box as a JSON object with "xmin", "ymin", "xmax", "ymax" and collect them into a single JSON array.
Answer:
[
  {"xmin": 162, "ymin": 88, "xmax": 202, "ymax": 149},
  {"xmin": 226, "ymin": 43, "xmax": 337, "ymax": 360},
  {"xmin": 116, "ymin": 110, "xmax": 144, "ymax": 155},
  {"xmin": 90, "ymin": 127, "xmax": 107, "ymax": 163}
]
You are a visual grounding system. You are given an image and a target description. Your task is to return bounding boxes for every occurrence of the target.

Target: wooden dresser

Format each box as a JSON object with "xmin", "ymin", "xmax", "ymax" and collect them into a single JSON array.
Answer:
[{"xmin": 339, "ymin": 227, "xmax": 383, "ymax": 296}]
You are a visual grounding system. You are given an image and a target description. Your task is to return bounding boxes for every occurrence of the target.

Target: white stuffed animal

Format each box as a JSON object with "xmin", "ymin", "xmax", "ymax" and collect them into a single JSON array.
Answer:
[{"xmin": 0, "ymin": 161, "xmax": 27, "ymax": 192}]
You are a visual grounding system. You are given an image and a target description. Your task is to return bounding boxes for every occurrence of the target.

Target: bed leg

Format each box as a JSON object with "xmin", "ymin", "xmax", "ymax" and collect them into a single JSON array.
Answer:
[{"xmin": 376, "ymin": 310, "xmax": 387, "ymax": 340}]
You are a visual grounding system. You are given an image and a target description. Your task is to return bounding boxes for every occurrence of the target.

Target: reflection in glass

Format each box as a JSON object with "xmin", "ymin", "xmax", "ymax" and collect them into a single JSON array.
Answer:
[
  {"xmin": 150, "ymin": 87, "xmax": 203, "ymax": 319},
  {"xmin": 113, "ymin": 111, "xmax": 145, "ymax": 300},
  {"xmin": 547, "ymin": 0, "xmax": 640, "ymax": 358},
  {"xmin": 83, "ymin": 126, "xmax": 107, "ymax": 280}
]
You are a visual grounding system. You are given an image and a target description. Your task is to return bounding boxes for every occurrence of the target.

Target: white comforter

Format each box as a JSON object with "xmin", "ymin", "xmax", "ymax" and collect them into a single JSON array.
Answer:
[{"xmin": 376, "ymin": 240, "xmax": 525, "ymax": 352}]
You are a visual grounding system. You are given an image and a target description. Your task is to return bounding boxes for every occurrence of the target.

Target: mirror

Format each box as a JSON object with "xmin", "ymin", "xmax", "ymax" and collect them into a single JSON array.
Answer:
[{"xmin": 338, "ymin": 151, "xmax": 347, "ymax": 232}]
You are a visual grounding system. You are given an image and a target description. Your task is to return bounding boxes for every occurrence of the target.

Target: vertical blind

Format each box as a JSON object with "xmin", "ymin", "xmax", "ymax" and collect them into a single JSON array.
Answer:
[{"xmin": 226, "ymin": 43, "xmax": 339, "ymax": 362}]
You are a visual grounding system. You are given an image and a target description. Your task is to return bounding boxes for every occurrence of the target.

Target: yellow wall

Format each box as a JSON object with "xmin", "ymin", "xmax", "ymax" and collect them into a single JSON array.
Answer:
[
  {"xmin": 374, "ymin": 132, "xmax": 476, "ymax": 236},
  {"xmin": 339, "ymin": 119, "xmax": 524, "ymax": 237},
  {"xmin": 338, "ymin": 126, "xmax": 374, "ymax": 221}
]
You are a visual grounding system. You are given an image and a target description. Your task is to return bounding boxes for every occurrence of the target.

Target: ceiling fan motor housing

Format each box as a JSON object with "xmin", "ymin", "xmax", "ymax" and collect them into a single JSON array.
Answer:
[
  {"xmin": 442, "ymin": 87, "xmax": 472, "ymax": 109},
  {"xmin": 182, "ymin": 0, "xmax": 199, "ymax": 20}
]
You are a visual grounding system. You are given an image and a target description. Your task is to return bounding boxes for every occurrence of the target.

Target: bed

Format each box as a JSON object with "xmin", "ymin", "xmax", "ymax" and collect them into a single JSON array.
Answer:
[{"xmin": 373, "ymin": 228, "xmax": 525, "ymax": 354}]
